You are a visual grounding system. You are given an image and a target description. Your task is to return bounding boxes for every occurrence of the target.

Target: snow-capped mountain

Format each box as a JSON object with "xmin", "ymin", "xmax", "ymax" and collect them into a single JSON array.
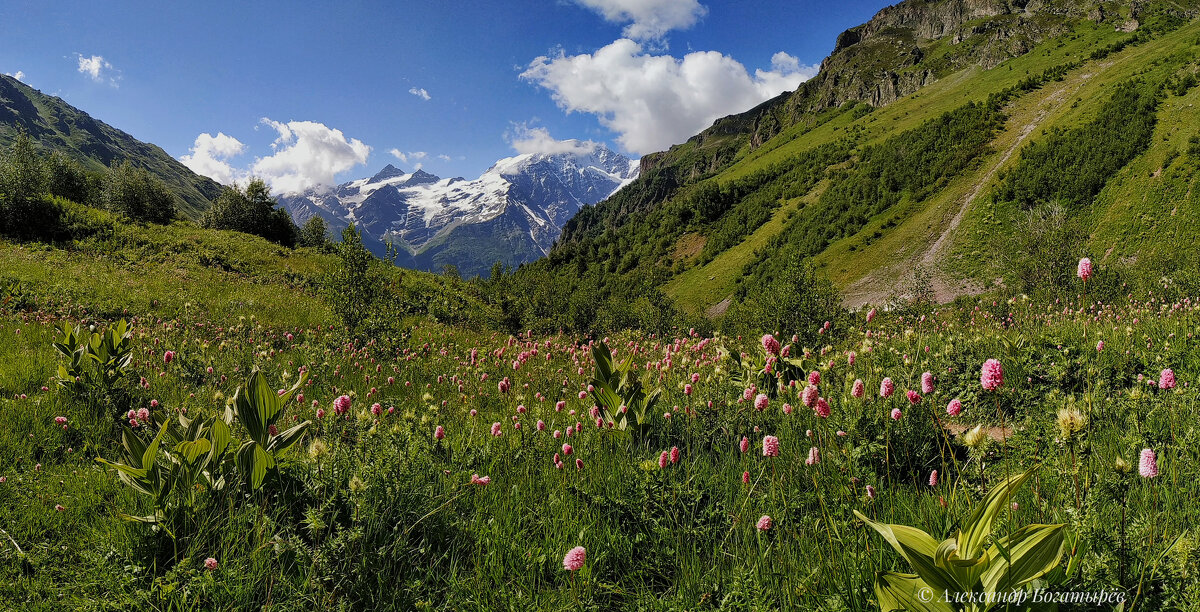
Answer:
[{"xmin": 278, "ymin": 143, "xmax": 639, "ymax": 277}]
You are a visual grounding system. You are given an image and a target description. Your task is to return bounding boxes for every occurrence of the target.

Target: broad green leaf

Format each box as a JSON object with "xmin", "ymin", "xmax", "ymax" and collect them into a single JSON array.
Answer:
[
  {"xmin": 855, "ymin": 510, "xmax": 960, "ymax": 593},
  {"xmin": 249, "ymin": 369, "xmax": 280, "ymax": 427},
  {"xmin": 268, "ymin": 421, "xmax": 311, "ymax": 453},
  {"xmin": 141, "ymin": 423, "xmax": 170, "ymax": 472},
  {"xmin": 981, "ymin": 524, "xmax": 1065, "ymax": 593},
  {"xmin": 175, "ymin": 439, "xmax": 211, "ymax": 464},
  {"xmin": 591, "ymin": 344, "xmax": 613, "ymax": 382},
  {"xmin": 234, "ymin": 386, "xmax": 266, "ymax": 444},
  {"xmin": 958, "ymin": 467, "xmax": 1035, "ymax": 558},
  {"xmin": 874, "ymin": 572, "xmax": 955, "ymax": 612},
  {"xmin": 208, "ymin": 418, "xmax": 232, "ymax": 463},
  {"xmin": 236, "ymin": 441, "xmax": 275, "ymax": 490}
]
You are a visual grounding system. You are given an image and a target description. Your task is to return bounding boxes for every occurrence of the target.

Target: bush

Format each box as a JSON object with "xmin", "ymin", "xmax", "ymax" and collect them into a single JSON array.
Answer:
[
  {"xmin": 201, "ymin": 178, "xmax": 298, "ymax": 247},
  {"xmin": 100, "ymin": 160, "xmax": 178, "ymax": 224}
]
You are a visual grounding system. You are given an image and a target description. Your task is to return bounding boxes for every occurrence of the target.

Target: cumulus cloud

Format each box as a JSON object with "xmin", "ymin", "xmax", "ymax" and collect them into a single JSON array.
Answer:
[
  {"xmin": 5, "ymin": 70, "xmax": 25, "ymax": 82},
  {"xmin": 408, "ymin": 87, "xmax": 431, "ymax": 100},
  {"xmin": 76, "ymin": 54, "xmax": 118, "ymax": 85},
  {"xmin": 389, "ymin": 149, "xmax": 427, "ymax": 164},
  {"xmin": 252, "ymin": 119, "xmax": 371, "ymax": 194},
  {"xmin": 574, "ymin": 0, "xmax": 706, "ymax": 41},
  {"xmin": 506, "ymin": 124, "xmax": 598, "ymax": 156},
  {"xmin": 179, "ymin": 132, "xmax": 246, "ymax": 185},
  {"xmin": 521, "ymin": 39, "xmax": 818, "ymax": 155},
  {"xmin": 437, "ymin": 154, "xmax": 451, "ymax": 161}
]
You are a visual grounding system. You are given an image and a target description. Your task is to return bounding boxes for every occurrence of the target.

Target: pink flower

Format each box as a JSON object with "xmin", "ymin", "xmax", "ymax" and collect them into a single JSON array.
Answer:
[
  {"xmin": 906, "ymin": 390, "xmax": 921, "ymax": 405},
  {"xmin": 670, "ymin": 446, "xmax": 680, "ymax": 464},
  {"xmin": 316, "ymin": 408, "xmax": 326, "ymax": 419},
  {"xmin": 981, "ymin": 359, "xmax": 1003, "ymax": 391},
  {"xmin": 762, "ymin": 435, "xmax": 780, "ymax": 457},
  {"xmin": 555, "ymin": 400, "xmax": 566, "ymax": 412},
  {"xmin": 808, "ymin": 371, "xmax": 821, "ymax": 386},
  {"xmin": 847, "ymin": 351, "xmax": 856, "ymax": 366},
  {"xmin": 739, "ymin": 436, "xmax": 749, "ymax": 454},
  {"xmin": 658, "ymin": 450, "xmax": 670, "ymax": 468},
  {"xmin": 814, "ymin": 397, "xmax": 830, "ymax": 418},
  {"xmin": 563, "ymin": 546, "xmax": 586, "ymax": 571},
  {"xmin": 1139, "ymin": 448, "xmax": 1158, "ymax": 478},
  {"xmin": 805, "ymin": 447, "xmax": 819, "ymax": 465},
  {"xmin": 851, "ymin": 379, "xmax": 865, "ymax": 398},
  {"xmin": 880, "ymin": 378, "xmax": 894, "ymax": 398},
  {"xmin": 371, "ymin": 402, "xmax": 382, "ymax": 416},
  {"xmin": 742, "ymin": 470, "xmax": 750, "ymax": 483},
  {"xmin": 491, "ymin": 422, "xmax": 503, "ymax": 437},
  {"xmin": 204, "ymin": 557, "xmax": 218, "ymax": 571},
  {"xmin": 867, "ymin": 308, "xmax": 877, "ymax": 323},
  {"xmin": 536, "ymin": 420, "xmax": 546, "ymax": 431},
  {"xmin": 756, "ymin": 515, "xmax": 773, "ymax": 531},
  {"xmin": 471, "ymin": 473, "xmax": 491, "ymax": 486},
  {"xmin": 333, "ymin": 395, "xmax": 351, "ymax": 415},
  {"xmin": 163, "ymin": 350, "xmax": 175, "ymax": 364},
  {"xmin": 684, "ymin": 383, "xmax": 693, "ymax": 396},
  {"xmin": 946, "ymin": 398, "xmax": 962, "ymax": 417},
  {"xmin": 866, "ymin": 484, "xmax": 876, "ymax": 499},
  {"xmin": 55, "ymin": 504, "xmax": 65, "ymax": 512},
  {"xmin": 1077, "ymin": 257, "xmax": 1093, "ymax": 281},
  {"xmin": 782, "ymin": 403, "xmax": 793, "ymax": 415},
  {"xmin": 801, "ymin": 385, "xmax": 818, "ymax": 408},
  {"xmin": 576, "ymin": 458, "xmax": 584, "ymax": 471},
  {"xmin": 268, "ymin": 424, "xmax": 278, "ymax": 437},
  {"xmin": 562, "ymin": 443, "xmax": 573, "ymax": 456},
  {"xmin": 1159, "ymin": 369, "xmax": 1176, "ymax": 390},
  {"xmin": 890, "ymin": 408, "xmax": 902, "ymax": 420},
  {"xmin": 929, "ymin": 470, "xmax": 938, "ymax": 486},
  {"xmin": 434, "ymin": 425, "xmax": 445, "ymax": 440},
  {"xmin": 754, "ymin": 393, "xmax": 769, "ymax": 411},
  {"xmin": 761, "ymin": 334, "xmax": 781, "ymax": 355},
  {"xmin": 1096, "ymin": 340, "xmax": 1104, "ymax": 352},
  {"xmin": 921, "ymin": 372, "xmax": 934, "ymax": 394}
]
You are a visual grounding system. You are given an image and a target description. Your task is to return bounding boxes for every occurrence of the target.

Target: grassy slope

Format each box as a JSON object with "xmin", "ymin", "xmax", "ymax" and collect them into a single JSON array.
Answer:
[
  {"xmin": 665, "ymin": 20, "xmax": 1200, "ymax": 314},
  {"xmin": 0, "ymin": 74, "xmax": 221, "ymax": 218}
]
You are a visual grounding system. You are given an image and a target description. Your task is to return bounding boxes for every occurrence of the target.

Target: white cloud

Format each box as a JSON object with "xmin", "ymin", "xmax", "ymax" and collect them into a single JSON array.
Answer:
[
  {"xmin": 252, "ymin": 119, "xmax": 371, "ymax": 194},
  {"xmin": 506, "ymin": 124, "xmax": 598, "ymax": 156},
  {"xmin": 574, "ymin": 0, "xmax": 706, "ymax": 41},
  {"xmin": 5, "ymin": 70, "xmax": 25, "ymax": 82},
  {"xmin": 437, "ymin": 154, "xmax": 451, "ymax": 162},
  {"xmin": 408, "ymin": 87, "xmax": 431, "ymax": 100},
  {"xmin": 179, "ymin": 132, "xmax": 246, "ymax": 185},
  {"xmin": 76, "ymin": 54, "xmax": 118, "ymax": 85},
  {"xmin": 389, "ymin": 149, "xmax": 427, "ymax": 164},
  {"xmin": 521, "ymin": 39, "xmax": 818, "ymax": 155}
]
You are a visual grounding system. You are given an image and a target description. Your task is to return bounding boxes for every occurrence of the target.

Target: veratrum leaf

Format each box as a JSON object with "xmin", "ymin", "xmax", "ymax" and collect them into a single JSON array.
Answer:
[
  {"xmin": 855, "ymin": 510, "xmax": 960, "ymax": 593},
  {"xmin": 958, "ymin": 467, "xmax": 1035, "ymax": 558},
  {"xmin": 268, "ymin": 421, "xmax": 311, "ymax": 453},
  {"xmin": 981, "ymin": 524, "xmax": 1066, "ymax": 593},
  {"xmin": 874, "ymin": 572, "xmax": 955, "ymax": 612}
]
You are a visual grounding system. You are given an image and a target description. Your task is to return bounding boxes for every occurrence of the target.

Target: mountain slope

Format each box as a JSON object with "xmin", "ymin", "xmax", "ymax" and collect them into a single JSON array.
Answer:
[
  {"xmin": 278, "ymin": 145, "xmax": 638, "ymax": 278},
  {"xmin": 0, "ymin": 74, "xmax": 220, "ymax": 217},
  {"xmin": 520, "ymin": 0, "xmax": 1200, "ymax": 328}
]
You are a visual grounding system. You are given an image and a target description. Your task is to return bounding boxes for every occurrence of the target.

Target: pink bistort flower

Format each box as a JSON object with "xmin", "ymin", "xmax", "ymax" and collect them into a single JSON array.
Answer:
[
  {"xmin": 756, "ymin": 515, "xmax": 773, "ymax": 531},
  {"xmin": 981, "ymin": 359, "xmax": 1003, "ymax": 391},
  {"xmin": 563, "ymin": 546, "xmax": 586, "ymax": 571},
  {"xmin": 762, "ymin": 435, "xmax": 780, "ymax": 457}
]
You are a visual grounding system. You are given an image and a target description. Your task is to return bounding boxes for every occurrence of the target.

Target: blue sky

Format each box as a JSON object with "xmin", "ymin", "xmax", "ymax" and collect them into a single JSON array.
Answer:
[{"xmin": 1, "ymin": 0, "xmax": 889, "ymax": 192}]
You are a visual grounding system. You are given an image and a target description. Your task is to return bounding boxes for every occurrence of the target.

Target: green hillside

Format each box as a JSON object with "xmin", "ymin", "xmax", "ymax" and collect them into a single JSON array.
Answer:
[
  {"xmin": 0, "ymin": 74, "xmax": 220, "ymax": 218},
  {"xmin": 518, "ymin": 0, "xmax": 1200, "ymax": 334}
]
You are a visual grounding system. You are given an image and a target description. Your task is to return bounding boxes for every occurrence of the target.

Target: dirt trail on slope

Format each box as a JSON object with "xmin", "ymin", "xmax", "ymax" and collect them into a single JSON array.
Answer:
[{"xmin": 841, "ymin": 71, "xmax": 1094, "ymax": 309}]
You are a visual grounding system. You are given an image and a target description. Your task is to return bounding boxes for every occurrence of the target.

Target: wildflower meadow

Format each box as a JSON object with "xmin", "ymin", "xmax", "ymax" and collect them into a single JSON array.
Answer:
[{"xmin": 2, "ymin": 257, "xmax": 1199, "ymax": 610}]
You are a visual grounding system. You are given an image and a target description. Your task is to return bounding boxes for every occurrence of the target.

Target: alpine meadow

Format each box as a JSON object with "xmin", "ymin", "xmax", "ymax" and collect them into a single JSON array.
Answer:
[{"xmin": 6, "ymin": 0, "xmax": 1200, "ymax": 610}]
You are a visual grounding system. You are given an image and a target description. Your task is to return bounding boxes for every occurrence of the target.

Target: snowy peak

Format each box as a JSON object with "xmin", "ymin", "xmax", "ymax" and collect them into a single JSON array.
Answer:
[{"xmin": 277, "ymin": 143, "xmax": 639, "ymax": 277}]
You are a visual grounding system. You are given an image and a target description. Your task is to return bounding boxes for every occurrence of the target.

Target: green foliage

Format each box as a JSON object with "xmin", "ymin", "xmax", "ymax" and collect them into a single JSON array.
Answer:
[
  {"xmin": 45, "ymin": 150, "xmax": 92, "ymax": 205},
  {"xmin": 100, "ymin": 160, "xmax": 178, "ymax": 224},
  {"xmin": 323, "ymin": 224, "xmax": 382, "ymax": 337},
  {"xmin": 230, "ymin": 369, "xmax": 310, "ymax": 489},
  {"xmin": 52, "ymin": 318, "xmax": 133, "ymax": 401},
  {"xmin": 998, "ymin": 78, "xmax": 1163, "ymax": 210},
  {"xmin": 589, "ymin": 342, "xmax": 662, "ymax": 441},
  {"xmin": 724, "ymin": 255, "xmax": 846, "ymax": 346},
  {"xmin": 297, "ymin": 215, "xmax": 330, "ymax": 249},
  {"xmin": 201, "ymin": 178, "xmax": 298, "ymax": 247},
  {"xmin": 856, "ymin": 468, "xmax": 1067, "ymax": 611},
  {"xmin": 0, "ymin": 132, "xmax": 54, "ymax": 238}
]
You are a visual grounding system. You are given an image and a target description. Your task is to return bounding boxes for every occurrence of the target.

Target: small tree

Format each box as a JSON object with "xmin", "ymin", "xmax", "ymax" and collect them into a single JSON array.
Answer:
[
  {"xmin": 324, "ymin": 224, "xmax": 380, "ymax": 337},
  {"xmin": 201, "ymin": 178, "xmax": 298, "ymax": 247},
  {"xmin": 100, "ymin": 160, "xmax": 177, "ymax": 224},
  {"xmin": 45, "ymin": 151, "xmax": 91, "ymax": 204},
  {"xmin": 298, "ymin": 215, "xmax": 329, "ymax": 249},
  {"xmin": 0, "ymin": 132, "xmax": 51, "ymax": 237}
]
